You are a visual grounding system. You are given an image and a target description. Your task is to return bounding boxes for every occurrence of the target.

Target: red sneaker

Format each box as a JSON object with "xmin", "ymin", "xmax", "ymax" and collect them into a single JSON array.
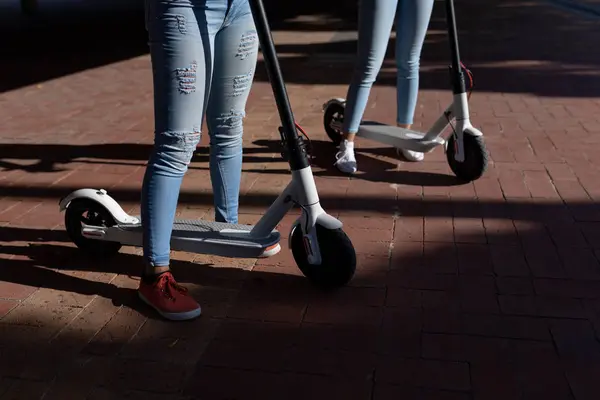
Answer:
[{"xmin": 138, "ymin": 272, "xmax": 201, "ymax": 321}]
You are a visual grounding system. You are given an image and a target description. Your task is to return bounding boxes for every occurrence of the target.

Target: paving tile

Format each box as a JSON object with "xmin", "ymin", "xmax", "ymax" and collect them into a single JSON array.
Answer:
[{"xmin": 2, "ymin": 0, "xmax": 600, "ymax": 398}]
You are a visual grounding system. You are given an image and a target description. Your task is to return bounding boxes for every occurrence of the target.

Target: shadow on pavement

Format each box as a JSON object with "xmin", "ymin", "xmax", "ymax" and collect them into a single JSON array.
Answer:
[
  {"xmin": 2, "ymin": 0, "xmax": 600, "ymax": 97},
  {"xmin": 0, "ymin": 140, "xmax": 464, "ymax": 186},
  {"xmin": 0, "ymin": 183, "xmax": 598, "ymax": 219},
  {"xmin": 1, "ymin": 198, "xmax": 600, "ymax": 397},
  {"xmin": 256, "ymin": 0, "xmax": 600, "ymax": 98},
  {"xmin": 0, "ymin": 0, "xmax": 352, "ymax": 93}
]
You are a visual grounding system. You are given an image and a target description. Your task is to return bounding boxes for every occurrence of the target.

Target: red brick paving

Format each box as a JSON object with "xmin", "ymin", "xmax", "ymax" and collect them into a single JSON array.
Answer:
[{"xmin": 2, "ymin": 0, "xmax": 600, "ymax": 398}]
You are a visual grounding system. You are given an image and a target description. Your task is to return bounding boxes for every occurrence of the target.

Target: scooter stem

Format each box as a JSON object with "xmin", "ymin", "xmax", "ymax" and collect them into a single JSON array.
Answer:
[
  {"xmin": 248, "ymin": 0, "xmax": 310, "ymax": 171},
  {"xmin": 445, "ymin": 0, "xmax": 466, "ymax": 95}
]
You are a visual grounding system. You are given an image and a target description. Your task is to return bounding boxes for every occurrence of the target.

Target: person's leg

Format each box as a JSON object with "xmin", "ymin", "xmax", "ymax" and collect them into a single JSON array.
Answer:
[
  {"xmin": 205, "ymin": 1, "xmax": 258, "ymax": 224},
  {"xmin": 395, "ymin": 0, "xmax": 434, "ymax": 162},
  {"xmin": 139, "ymin": 0, "xmax": 225, "ymax": 321},
  {"xmin": 336, "ymin": 0, "xmax": 398, "ymax": 174}
]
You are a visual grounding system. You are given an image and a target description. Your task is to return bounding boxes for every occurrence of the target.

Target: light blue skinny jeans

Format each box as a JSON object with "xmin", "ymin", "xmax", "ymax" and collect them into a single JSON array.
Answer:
[
  {"xmin": 142, "ymin": 0, "xmax": 258, "ymax": 267},
  {"xmin": 343, "ymin": 0, "xmax": 434, "ymax": 133}
]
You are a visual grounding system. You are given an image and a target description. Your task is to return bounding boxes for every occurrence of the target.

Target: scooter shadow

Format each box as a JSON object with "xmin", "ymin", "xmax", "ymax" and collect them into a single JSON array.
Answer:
[
  {"xmin": 252, "ymin": 139, "xmax": 464, "ymax": 187},
  {"xmin": 0, "ymin": 238, "xmax": 254, "ymax": 320},
  {"xmin": 0, "ymin": 226, "xmax": 351, "ymax": 323}
]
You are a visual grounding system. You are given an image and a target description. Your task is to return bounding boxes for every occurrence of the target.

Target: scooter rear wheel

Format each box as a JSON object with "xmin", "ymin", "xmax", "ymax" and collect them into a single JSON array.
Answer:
[
  {"xmin": 323, "ymin": 103, "xmax": 345, "ymax": 146},
  {"xmin": 446, "ymin": 131, "xmax": 488, "ymax": 182},
  {"xmin": 65, "ymin": 199, "xmax": 122, "ymax": 257},
  {"xmin": 291, "ymin": 224, "xmax": 356, "ymax": 289}
]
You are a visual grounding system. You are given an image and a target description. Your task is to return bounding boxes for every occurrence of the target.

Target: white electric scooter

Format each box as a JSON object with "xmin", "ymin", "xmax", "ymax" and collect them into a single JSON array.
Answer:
[
  {"xmin": 323, "ymin": 0, "xmax": 488, "ymax": 182},
  {"xmin": 58, "ymin": 0, "xmax": 356, "ymax": 289}
]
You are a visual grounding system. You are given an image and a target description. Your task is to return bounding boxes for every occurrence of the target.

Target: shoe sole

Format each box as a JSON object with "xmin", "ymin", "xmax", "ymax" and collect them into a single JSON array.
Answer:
[
  {"xmin": 258, "ymin": 243, "xmax": 281, "ymax": 258},
  {"xmin": 335, "ymin": 164, "xmax": 357, "ymax": 174},
  {"xmin": 398, "ymin": 149, "xmax": 425, "ymax": 162},
  {"xmin": 138, "ymin": 292, "xmax": 202, "ymax": 321}
]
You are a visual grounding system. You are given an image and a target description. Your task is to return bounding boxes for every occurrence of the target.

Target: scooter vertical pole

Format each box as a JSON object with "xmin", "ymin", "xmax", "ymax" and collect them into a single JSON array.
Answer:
[
  {"xmin": 248, "ymin": 0, "xmax": 310, "ymax": 171},
  {"xmin": 445, "ymin": 0, "xmax": 466, "ymax": 95}
]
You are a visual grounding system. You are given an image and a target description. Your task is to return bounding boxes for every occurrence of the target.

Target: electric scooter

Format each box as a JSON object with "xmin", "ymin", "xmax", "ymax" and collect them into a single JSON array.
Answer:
[
  {"xmin": 322, "ymin": 0, "xmax": 488, "ymax": 182},
  {"xmin": 58, "ymin": 0, "xmax": 357, "ymax": 289}
]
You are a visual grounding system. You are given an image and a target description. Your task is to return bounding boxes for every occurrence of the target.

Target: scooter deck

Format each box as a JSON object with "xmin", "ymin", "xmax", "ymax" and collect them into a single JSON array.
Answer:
[
  {"xmin": 358, "ymin": 121, "xmax": 445, "ymax": 153},
  {"xmin": 83, "ymin": 218, "xmax": 282, "ymax": 259}
]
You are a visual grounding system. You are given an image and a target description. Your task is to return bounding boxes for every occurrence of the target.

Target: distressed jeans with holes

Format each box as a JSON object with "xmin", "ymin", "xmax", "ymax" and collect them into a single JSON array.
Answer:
[{"xmin": 142, "ymin": 0, "xmax": 258, "ymax": 267}]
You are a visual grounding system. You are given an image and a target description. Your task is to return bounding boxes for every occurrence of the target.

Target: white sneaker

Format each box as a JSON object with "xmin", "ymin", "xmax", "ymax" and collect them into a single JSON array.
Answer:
[
  {"xmin": 400, "ymin": 148, "xmax": 425, "ymax": 162},
  {"xmin": 334, "ymin": 140, "xmax": 357, "ymax": 174}
]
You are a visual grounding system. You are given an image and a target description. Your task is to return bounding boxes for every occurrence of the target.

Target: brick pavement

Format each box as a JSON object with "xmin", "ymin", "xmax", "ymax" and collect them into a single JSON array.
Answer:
[{"xmin": 2, "ymin": 0, "xmax": 600, "ymax": 398}]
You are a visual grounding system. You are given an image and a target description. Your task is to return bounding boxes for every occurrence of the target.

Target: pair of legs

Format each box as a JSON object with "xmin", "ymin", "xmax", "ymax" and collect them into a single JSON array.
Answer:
[
  {"xmin": 335, "ymin": 0, "xmax": 435, "ymax": 174},
  {"xmin": 139, "ymin": 0, "xmax": 258, "ymax": 320}
]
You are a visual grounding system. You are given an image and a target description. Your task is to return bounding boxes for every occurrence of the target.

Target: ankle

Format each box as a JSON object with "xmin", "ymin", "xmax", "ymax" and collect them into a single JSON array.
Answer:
[
  {"xmin": 342, "ymin": 132, "xmax": 356, "ymax": 142},
  {"xmin": 142, "ymin": 266, "xmax": 170, "ymax": 283}
]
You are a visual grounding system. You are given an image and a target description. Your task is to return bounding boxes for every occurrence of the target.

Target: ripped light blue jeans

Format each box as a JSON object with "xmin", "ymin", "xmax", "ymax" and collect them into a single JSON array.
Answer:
[
  {"xmin": 343, "ymin": 0, "xmax": 434, "ymax": 133},
  {"xmin": 142, "ymin": 0, "xmax": 258, "ymax": 267}
]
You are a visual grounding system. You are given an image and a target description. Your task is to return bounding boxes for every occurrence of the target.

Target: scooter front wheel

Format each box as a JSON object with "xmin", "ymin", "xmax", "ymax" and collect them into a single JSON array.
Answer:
[
  {"xmin": 323, "ymin": 102, "xmax": 345, "ymax": 146},
  {"xmin": 446, "ymin": 131, "xmax": 488, "ymax": 182},
  {"xmin": 65, "ymin": 198, "xmax": 122, "ymax": 257},
  {"xmin": 291, "ymin": 224, "xmax": 356, "ymax": 289}
]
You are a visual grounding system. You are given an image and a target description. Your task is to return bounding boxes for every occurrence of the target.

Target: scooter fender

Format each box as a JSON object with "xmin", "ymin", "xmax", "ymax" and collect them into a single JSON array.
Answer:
[
  {"xmin": 464, "ymin": 125, "xmax": 483, "ymax": 137},
  {"xmin": 322, "ymin": 98, "xmax": 346, "ymax": 112},
  {"xmin": 58, "ymin": 188, "xmax": 139, "ymax": 225},
  {"xmin": 288, "ymin": 213, "xmax": 344, "ymax": 251}
]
